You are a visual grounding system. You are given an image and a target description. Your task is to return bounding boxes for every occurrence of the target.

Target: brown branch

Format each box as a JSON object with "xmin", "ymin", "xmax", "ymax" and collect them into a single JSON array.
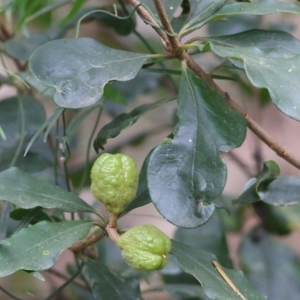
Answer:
[
  {"xmin": 126, "ymin": 0, "xmax": 169, "ymax": 49},
  {"xmin": 47, "ymin": 269, "xmax": 89, "ymax": 290},
  {"xmin": 129, "ymin": 0, "xmax": 300, "ymax": 171},
  {"xmin": 152, "ymin": 0, "xmax": 181, "ymax": 54},
  {"xmin": 70, "ymin": 230, "xmax": 107, "ymax": 252}
]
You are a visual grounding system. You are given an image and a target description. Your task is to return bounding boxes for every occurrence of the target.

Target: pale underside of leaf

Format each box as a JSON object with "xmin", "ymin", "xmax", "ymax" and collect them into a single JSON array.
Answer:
[{"xmin": 29, "ymin": 38, "xmax": 148, "ymax": 108}]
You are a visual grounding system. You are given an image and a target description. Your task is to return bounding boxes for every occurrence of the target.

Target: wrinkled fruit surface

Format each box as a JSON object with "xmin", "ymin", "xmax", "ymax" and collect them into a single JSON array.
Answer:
[
  {"xmin": 117, "ymin": 225, "xmax": 172, "ymax": 271},
  {"xmin": 91, "ymin": 153, "xmax": 138, "ymax": 214}
]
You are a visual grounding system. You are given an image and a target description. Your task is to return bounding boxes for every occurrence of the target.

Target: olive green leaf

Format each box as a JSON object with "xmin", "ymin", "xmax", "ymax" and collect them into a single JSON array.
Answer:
[
  {"xmin": 171, "ymin": 240, "xmax": 267, "ymax": 300},
  {"xmin": 233, "ymin": 160, "xmax": 280, "ymax": 205},
  {"xmin": 0, "ymin": 220, "xmax": 93, "ymax": 277},
  {"xmin": 240, "ymin": 227, "xmax": 300, "ymax": 300},
  {"xmin": 93, "ymin": 97, "xmax": 175, "ymax": 152},
  {"xmin": 84, "ymin": 259, "xmax": 143, "ymax": 300},
  {"xmin": 174, "ymin": 211, "xmax": 232, "ymax": 268},
  {"xmin": 147, "ymin": 65, "xmax": 246, "ymax": 228},
  {"xmin": 0, "ymin": 167, "xmax": 95, "ymax": 213},
  {"xmin": 0, "ymin": 96, "xmax": 46, "ymax": 165},
  {"xmin": 234, "ymin": 160, "xmax": 300, "ymax": 206}
]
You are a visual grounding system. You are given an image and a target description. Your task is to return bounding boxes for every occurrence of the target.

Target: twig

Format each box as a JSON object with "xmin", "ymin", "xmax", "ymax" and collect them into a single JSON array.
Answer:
[
  {"xmin": 0, "ymin": 285, "xmax": 22, "ymax": 300},
  {"xmin": 44, "ymin": 263, "xmax": 84, "ymax": 300},
  {"xmin": 129, "ymin": 0, "xmax": 300, "ymax": 171},
  {"xmin": 70, "ymin": 229, "xmax": 107, "ymax": 252},
  {"xmin": 47, "ymin": 269, "xmax": 88, "ymax": 290},
  {"xmin": 213, "ymin": 261, "xmax": 246, "ymax": 300},
  {"xmin": 126, "ymin": 0, "xmax": 169, "ymax": 49},
  {"xmin": 153, "ymin": 0, "xmax": 181, "ymax": 54}
]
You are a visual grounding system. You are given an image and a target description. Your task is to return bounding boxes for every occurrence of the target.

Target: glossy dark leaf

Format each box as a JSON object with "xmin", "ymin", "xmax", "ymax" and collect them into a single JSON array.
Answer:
[
  {"xmin": 0, "ymin": 167, "xmax": 95, "ymax": 213},
  {"xmin": 258, "ymin": 176, "xmax": 300, "ymax": 205},
  {"xmin": 234, "ymin": 160, "xmax": 280, "ymax": 205},
  {"xmin": 174, "ymin": 211, "xmax": 232, "ymax": 268},
  {"xmin": 104, "ymin": 70, "xmax": 162, "ymax": 117},
  {"xmin": 84, "ymin": 259, "xmax": 143, "ymax": 300},
  {"xmin": 171, "ymin": 240, "xmax": 266, "ymax": 300},
  {"xmin": 29, "ymin": 38, "xmax": 148, "ymax": 108},
  {"xmin": 0, "ymin": 96, "xmax": 46, "ymax": 164},
  {"xmin": 202, "ymin": 29, "xmax": 300, "ymax": 120},
  {"xmin": 121, "ymin": 149, "xmax": 153, "ymax": 216},
  {"xmin": 0, "ymin": 220, "xmax": 93, "ymax": 277},
  {"xmin": 147, "ymin": 66, "xmax": 246, "ymax": 227},
  {"xmin": 93, "ymin": 97, "xmax": 174, "ymax": 151},
  {"xmin": 240, "ymin": 227, "xmax": 300, "ymax": 300}
]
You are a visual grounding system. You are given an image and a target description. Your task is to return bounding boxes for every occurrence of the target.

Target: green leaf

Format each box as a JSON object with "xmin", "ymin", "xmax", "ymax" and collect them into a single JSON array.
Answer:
[
  {"xmin": 122, "ymin": 149, "xmax": 153, "ymax": 216},
  {"xmin": 171, "ymin": 240, "xmax": 267, "ymax": 300},
  {"xmin": 10, "ymin": 208, "xmax": 52, "ymax": 224},
  {"xmin": 0, "ymin": 220, "xmax": 93, "ymax": 277},
  {"xmin": 240, "ymin": 228, "xmax": 300, "ymax": 300},
  {"xmin": 152, "ymin": 284, "xmax": 211, "ymax": 300},
  {"xmin": 0, "ymin": 152, "xmax": 54, "ymax": 181},
  {"xmin": 103, "ymin": 83, "xmax": 127, "ymax": 105},
  {"xmin": 0, "ymin": 167, "xmax": 95, "ymax": 213},
  {"xmin": 0, "ymin": 96, "xmax": 46, "ymax": 164},
  {"xmin": 140, "ymin": 0, "xmax": 182, "ymax": 23},
  {"xmin": 0, "ymin": 202, "xmax": 11, "ymax": 240},
  {"xmin": 24, "ymin": 106, "xmax": 64, "ymax": 156},
  {"xmin": 84, "ymin": 259, "xmax": 143, "ymax": 300},
  {"xmin": 57, "ymin": 5, "xmax": 136, "ymax": 37},
  {"xmin": 253, "ymin": 203, "xmax": 297, "ymax": 235},
  {"xmin": 29, "ymin": 38, "xmax": 148, "ymax": 108},
  {"xmin": 4, "ymin": 33, "xmax": 51, "ymax": 61},
  {"xmin": 179, "ymin": 0, "xmax": 225, "ymax": 36},
  {"xmin": 201, "ymin": 29, "xmax": 300, "ymax": 120},
  {"xmin": 234, "ymin": 160, "xmax": 280, "ymax": 205},
  {"xmin": 258, "ymin": 176, "xmax": 300, "ymax": 205},
  {"xmin": 104, "ymin": 70, "xmax": 161, "ymax": 116},
  {"xmin": 93, "ymin": 97, "xmax": 175, "ymax": 151},
  {"xmin": 174, "ymin": 211, "xmax": 232, "ymax": 268},
  {"xmin": 93, "ymin": 8, "xmax": 136, "ymax": 36},
  {"xmin": 205, "ymin": 0, "xmax": 300, "ymax": 25},
  {"xmin": 65, "ymin": 105, "xmax": 101, "ymax": 145},
  {"xmin": 147, "ymin": 65, "xmax": 246, "ymax": 228}
]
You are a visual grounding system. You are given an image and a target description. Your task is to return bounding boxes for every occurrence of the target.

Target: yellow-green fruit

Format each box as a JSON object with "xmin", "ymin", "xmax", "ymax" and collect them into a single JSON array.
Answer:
[
  {"xmin": 117, "ymin": 225, "xmax": 172, "ymax": 271},
  {"xmin": 91, "ymin": 153, "xmax": 138, "ymax": 214}
]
